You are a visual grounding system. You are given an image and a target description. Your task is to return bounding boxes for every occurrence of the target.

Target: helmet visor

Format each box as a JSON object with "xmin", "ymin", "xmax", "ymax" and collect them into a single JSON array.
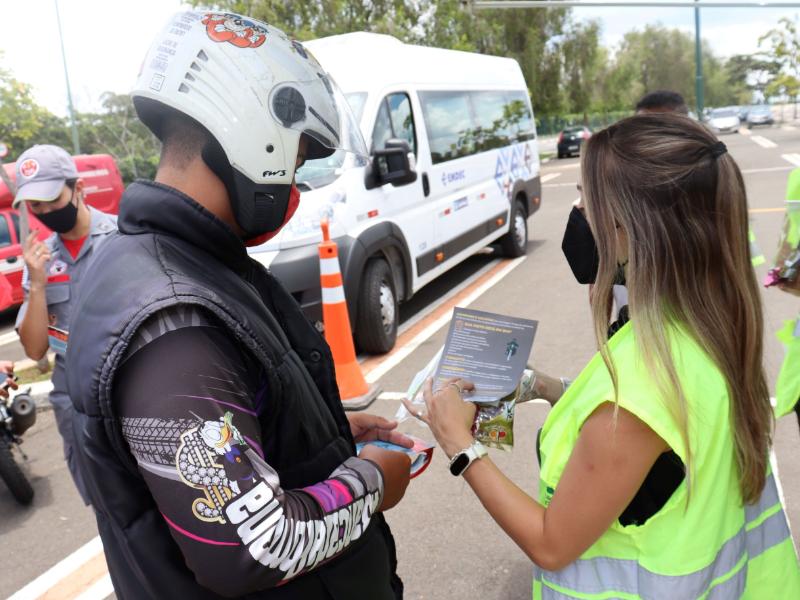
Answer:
[{"xmin": 269, "ymin": 73, "xmax": 367, "ymax": 159}]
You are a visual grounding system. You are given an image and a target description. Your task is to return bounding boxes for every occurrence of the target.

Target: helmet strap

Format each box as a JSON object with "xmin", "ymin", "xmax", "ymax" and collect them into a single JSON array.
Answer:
[{"xmin": 201, "ymin": 138, "xmax": 292, "ymax": 238}]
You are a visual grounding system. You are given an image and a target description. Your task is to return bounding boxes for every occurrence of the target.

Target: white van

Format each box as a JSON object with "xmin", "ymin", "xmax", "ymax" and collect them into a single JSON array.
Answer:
[{"xmin": 249, "ymin": 33, "xmax": 541, "ymax": 353}]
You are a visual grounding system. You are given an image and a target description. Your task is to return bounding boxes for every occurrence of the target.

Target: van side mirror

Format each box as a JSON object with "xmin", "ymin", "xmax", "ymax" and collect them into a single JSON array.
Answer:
[{"xmin": 365, "ymin": 138, "xmax": 418, "ymax": 190}]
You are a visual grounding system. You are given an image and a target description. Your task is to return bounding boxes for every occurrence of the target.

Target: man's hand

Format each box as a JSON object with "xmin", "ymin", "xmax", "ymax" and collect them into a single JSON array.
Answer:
[
  {"xmin": 358, "ymin": 444, "xmax": 411, "ymax": 511},
  {"xmin": 0, "ymin": 360, "xmax": 16, "ymax": 399},
  {"xmin": 347, "ymin": 413, "xmax": 414, "ymax": 448},
  {"xmin": 22, "ymin": 231, "xmax": 51, "ymax": 289}
]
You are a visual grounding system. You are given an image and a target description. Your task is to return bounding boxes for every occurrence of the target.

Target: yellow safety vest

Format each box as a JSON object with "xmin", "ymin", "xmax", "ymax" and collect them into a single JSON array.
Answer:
[
  {"xmin": 774, "ymin": 175, "xmax": 800, "ymax": 417},
  {"xmin": 535, "ymin": 322, "xmax": 800, "ymax": 599},
  {"xmin": 775, "ymin": 317, "xmax": 800, "ymax": 417}
]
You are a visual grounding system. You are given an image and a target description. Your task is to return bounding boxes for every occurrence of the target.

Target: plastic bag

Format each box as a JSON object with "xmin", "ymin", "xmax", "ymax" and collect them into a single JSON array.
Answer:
[{"xmin": 765, "ymin": 200, "xmax": 800, "ymax": 291}]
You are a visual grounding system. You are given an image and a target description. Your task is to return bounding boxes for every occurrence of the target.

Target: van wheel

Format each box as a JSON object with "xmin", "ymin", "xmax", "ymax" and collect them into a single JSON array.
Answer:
[
  {"xmin": 500, "ymin": 200, "xmax": 528, "ymax": 258},
  {"xmin": 355, "ymin": 259, "xmax": 398, "ymax": 354}
]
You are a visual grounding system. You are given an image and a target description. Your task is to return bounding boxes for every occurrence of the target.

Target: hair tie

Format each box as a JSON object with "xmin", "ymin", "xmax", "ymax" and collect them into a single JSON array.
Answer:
[{"xmin": 710, "ymin": 141, "xmax": 727, "ymax": 159}]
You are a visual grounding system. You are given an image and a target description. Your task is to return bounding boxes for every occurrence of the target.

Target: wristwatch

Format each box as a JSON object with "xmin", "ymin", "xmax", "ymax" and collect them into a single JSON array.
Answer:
[{"xmin": 448, "ymin": 441, "xmax": 488, "ymax": 476}]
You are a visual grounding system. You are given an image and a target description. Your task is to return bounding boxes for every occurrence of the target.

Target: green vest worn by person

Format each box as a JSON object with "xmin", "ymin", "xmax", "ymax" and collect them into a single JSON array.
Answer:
[
  {"xmin": 535, "ymin": 322, "xmax": 800, "ymax": 600},
  {"xmin": 775, "ymin": 170, "xmax": 800, "ymax": 418}
]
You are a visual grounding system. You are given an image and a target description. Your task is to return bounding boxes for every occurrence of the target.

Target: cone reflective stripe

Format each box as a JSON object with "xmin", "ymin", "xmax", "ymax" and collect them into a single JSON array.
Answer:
[{"xmin": 319, "ymin": 219, "xmax": 379, "ymax": 409}]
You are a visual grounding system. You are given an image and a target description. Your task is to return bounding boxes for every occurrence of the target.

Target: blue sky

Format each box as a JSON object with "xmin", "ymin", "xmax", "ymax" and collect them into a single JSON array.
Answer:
[{"xmin": 0, "ymin": 1, "xmax": 797, "ymax": 116}]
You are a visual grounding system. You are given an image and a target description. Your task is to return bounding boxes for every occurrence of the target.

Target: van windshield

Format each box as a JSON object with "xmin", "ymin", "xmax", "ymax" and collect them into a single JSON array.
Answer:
[{"xmin": 295, "ymin": 92, "xmax": 367, "ymax": 189}]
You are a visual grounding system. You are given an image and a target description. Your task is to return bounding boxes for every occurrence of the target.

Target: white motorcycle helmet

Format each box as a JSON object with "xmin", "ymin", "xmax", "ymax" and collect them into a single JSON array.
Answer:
[{"xmin": 132, "ymin": 11, "xmax": 366, "ymax": 237}]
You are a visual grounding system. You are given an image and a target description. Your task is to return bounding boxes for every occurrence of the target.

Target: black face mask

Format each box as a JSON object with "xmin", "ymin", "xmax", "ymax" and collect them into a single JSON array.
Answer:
[
  {"xmin": 562, "ymin": 206, "xmax": 599, "ymax": 284},
  {"xmin": 561, "ymin": 206, "xmax": 627, "ymax": 286},
  {"xmin": 37, "ymin": 190, "xmax": 79, "ymax": 234}
]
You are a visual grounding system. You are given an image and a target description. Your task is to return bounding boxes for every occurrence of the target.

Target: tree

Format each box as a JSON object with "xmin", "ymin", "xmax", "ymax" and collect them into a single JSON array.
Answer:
[
  {"xmin": 726, "ymin": 54, "xmax": 780, "ymax": 103},
  {"xmin": 190, "ymin": 1, "xmax": 573, "ymax": 117},
  {"xmin": 759, "ymin": 16, "xmax": 800, "ymax": 115},
  {"xmin": 766, "ymin": 73, "xmax": 800, "ymax": 110},
  {"xmin": 559, "ymin": 20, "xmax": 601, "ymax": 118},
  {"xmin": 0, "ymin": 60, "xmax": 70, "ymax": 161}
]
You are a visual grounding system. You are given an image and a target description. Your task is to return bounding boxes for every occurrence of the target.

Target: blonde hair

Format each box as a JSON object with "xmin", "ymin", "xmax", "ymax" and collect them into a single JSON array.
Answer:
[{"xmin": 581, "ymin": 113, "xmax": 772, "ymax": 504}]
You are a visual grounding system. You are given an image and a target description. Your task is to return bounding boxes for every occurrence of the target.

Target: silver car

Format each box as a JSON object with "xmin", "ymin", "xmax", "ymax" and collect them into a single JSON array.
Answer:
[{"xmin": 708, "ymin": 108, "xmax": 741, "ymax": 134}]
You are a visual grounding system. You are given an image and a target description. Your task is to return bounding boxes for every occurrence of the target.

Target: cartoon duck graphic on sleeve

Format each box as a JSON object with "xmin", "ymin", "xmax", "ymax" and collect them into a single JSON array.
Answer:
[{"xmin": 199, "ymin": 412, "xmax": 255, "ymax": 495}]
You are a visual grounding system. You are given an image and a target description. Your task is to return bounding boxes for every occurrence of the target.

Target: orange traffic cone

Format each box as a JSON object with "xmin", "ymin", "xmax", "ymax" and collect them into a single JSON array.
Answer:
[{"xmin": 319, "ymin": 219, "xmax": 381, "ymax": 410}]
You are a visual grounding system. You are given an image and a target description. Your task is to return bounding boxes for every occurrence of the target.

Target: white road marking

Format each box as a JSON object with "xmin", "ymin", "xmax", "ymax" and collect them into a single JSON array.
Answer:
[
  {"xmin": 397, "ymin": 257, "xmax": 500, "ymax": 337},
  {"xmin": 72, "ymin": 574, "xmax": 114, "ymax": 600},
  {"xmin": 378, "ymin": 391, "xmax": 408, "ymax": 401},
  {"xmin": 364, "ymin": 256, "xmax": 527, "ymax": 384},
  {"xmin": 0, "ymin": 329, "xmax": 19, "ymax": 347},
  {"xmin": 542, "ymin": 162, "xmax": 581, "ymax": 171},
  {"xmin": 782, "ymin": 153, "xmax": 800, "ymax": 167},
  {"xmin": 543, "ymin": 182, "xmax": 579, "ymax": 188},
  {"xmin": 751, "ymin": 135, "xmax": 778, "ymax": 149},
  {"xmin": 540, "ymin": 173, "xmax": 561, "ymax": 183},
  {"xmin": 7, "ymin": 536, "xmax": 103, "ymax": 600},
  {"xmin": 741, "ymin": 166, "xmax": 795, "ymax": 175}
]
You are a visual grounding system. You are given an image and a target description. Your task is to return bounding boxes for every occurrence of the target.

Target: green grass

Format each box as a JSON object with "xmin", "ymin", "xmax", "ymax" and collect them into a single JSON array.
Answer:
[
  {"xmin": 540, "ymin": 151, "xmax": 555, "ymax": 161},
  {"xmin": 14, "ymin": 361, "xmax": 53, "ymax": 386}
]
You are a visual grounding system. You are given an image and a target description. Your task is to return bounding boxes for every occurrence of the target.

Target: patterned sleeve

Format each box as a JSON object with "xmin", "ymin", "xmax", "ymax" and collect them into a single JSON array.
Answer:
[{"xmin": 114, "ymin": 307, "xmax": 384, "ymax": 595}]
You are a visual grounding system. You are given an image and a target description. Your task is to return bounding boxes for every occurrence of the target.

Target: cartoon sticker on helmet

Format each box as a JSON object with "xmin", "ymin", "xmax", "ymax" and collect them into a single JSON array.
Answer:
[{"xmin": 201, "ymin": 13, "xmax": 268, "ymax": 49}]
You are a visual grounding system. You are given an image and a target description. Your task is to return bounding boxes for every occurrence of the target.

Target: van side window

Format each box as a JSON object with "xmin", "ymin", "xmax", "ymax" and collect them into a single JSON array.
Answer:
[
  {"xmin": 0, "ymin": 216, "xmax": 11, "ymax": 248},
  {"xmin": 371, "ymin": 101, "xmax": 394, "ymax": 153},
  {"xmin": 372, "ymin": 93, "xmax": 418, "ymax": 156},
  {"xmin": 507, "ymin": 91, "xmax": 535, "ymax": 141},
  {"xmin": 418, "ymin": 91, "xmax": 475, "ymax": 165},
  {"xmin": 420, "ymin": 90, "xmax": 536, "ymax": 164},
  {"xmin": 470, "ymin": 91, "xmax": 514, "ymax": 152},
  {"xmin": 386, "ymin": 93, "xmax": 417, "ymax": 155}
]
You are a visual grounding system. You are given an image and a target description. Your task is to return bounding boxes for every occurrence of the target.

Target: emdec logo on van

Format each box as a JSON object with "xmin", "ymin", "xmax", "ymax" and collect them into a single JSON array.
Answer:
[{"xmin": 19, "ymin": 159, "xmax": 39, "ymax": 179}]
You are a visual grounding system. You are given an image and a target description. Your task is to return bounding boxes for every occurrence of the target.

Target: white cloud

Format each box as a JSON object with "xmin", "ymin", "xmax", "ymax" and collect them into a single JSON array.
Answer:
[{"xmin": 1, "ymin": 0, "xmax": 188, "ymax": 115}]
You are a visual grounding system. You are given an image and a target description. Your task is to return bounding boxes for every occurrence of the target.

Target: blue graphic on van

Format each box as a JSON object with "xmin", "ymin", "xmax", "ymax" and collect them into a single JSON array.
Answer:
[
  {"xmin": 441, "ymin": 169, "xmax": 466, "ymax": 187},
  {"xmin": 495, "ymin": 143, "xmax": 534, "ymax": 200}
]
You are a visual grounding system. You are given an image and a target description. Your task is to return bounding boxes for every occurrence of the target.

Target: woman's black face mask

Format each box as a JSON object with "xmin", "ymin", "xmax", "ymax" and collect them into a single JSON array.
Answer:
[
  {"xmin": 37, "ymin": 188, "xmax": 79, "ymax": 234},
  {"xmin": 561, "ymin": 206, "xmax": 626, "ymax": 286},
  {"xmin": 562, "ymin": 206, "xmax": 600, "ymax": 284}
]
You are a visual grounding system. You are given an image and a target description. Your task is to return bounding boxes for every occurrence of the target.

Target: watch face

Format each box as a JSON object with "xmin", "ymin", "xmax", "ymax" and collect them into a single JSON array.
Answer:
[{"xmin": 450, "ymin": 453, "xmax": 470, "ymax": 476}]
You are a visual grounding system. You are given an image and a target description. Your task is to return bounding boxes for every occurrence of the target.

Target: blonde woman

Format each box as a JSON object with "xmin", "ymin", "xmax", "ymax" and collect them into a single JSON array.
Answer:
[{"xmin": 410, "ymin": 113, "xmax": 800, "ymax": 598}]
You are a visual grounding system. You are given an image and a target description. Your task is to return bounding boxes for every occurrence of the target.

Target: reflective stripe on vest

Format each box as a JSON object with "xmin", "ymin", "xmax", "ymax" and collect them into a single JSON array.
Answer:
[
  {"xmin": 533, "ymin": 474, "xmax": 791, "ymax": 599},
  {"xmin": 749, "ymin": 228, "xmax": 765, "ymax": 267}
]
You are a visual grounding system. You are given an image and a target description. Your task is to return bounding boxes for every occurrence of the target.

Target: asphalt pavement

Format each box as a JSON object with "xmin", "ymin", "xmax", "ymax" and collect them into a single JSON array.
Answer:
[{"xmin": 2, "ymin": 124, "xmax": 800, "ymax": 600}]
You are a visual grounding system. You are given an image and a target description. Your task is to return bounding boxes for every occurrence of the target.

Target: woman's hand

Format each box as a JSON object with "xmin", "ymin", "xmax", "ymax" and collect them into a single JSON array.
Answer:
[
  {"xmin": 347, "ymin": 413, "xmax": 414, "ymax": 448},
  {"xmin": 777, "ymin": 282, "xmax": 800, "ymax": 297},
  {"xmin": 402, "ymin": 378, "xmax": 476, "ymax": 458}
]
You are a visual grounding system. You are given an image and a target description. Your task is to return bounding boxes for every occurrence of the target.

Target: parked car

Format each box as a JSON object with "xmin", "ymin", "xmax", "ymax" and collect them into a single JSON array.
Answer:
[
  {"xmin": 250, "ymin": 32, "xmax": 542, "ymax": 354},
  {"xmin": 0, "ymin": 154, "xmax": 123, "ymax": 310},
  {"xmin": 557, "ymin": 126, "xmax": 591, "ymax": 159},
  {"xmin": 737, "ymin": 105, "xmax": 750, "ymax": 121},
  {"xmin": 746, "ymin": 105, "xmax": 774, "ymax": 128},
  {"xmin": 707, "ymin": 108, "xmax": 741, "ymax": 134}
]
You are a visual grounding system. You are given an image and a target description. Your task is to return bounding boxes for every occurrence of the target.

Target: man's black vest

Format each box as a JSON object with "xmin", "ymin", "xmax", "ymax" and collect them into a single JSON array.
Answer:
[{"xmin": 66, "ymin": 181, "xmax": 399, "ymax": 599}]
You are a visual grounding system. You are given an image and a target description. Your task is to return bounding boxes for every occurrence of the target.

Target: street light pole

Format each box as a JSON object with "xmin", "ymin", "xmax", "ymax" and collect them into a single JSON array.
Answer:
[
  {"xmin": 695, "ymin": 0, "xmax": 705, "ymax": 115},
  {"xmin": 54, "ymin": 0, "xmax": 81, "ymax": 155}
]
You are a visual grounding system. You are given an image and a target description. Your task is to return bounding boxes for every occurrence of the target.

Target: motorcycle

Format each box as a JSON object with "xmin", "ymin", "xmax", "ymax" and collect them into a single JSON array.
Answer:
[{"xmin": 0, "ymin": 382, "xmax": 36, "ymax": 505}]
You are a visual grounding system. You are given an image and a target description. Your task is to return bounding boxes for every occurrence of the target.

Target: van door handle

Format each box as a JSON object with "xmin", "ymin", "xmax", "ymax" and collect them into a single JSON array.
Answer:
[{"xmin": 422, "ymin": 172, "xmax": 430, "ymax": 197}]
